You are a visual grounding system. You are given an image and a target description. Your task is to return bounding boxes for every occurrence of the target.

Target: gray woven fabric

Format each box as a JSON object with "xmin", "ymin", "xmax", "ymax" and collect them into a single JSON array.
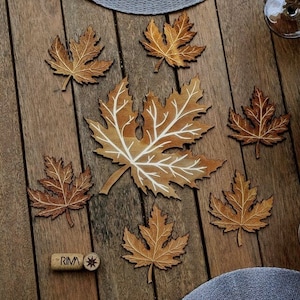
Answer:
[
  {"xmin": 91, "ymin": 0, "xmax": 205, "ymax": 15},
  {"xmin": 183, "ymin": 267, "xmax": 300, "ymax": 300}
]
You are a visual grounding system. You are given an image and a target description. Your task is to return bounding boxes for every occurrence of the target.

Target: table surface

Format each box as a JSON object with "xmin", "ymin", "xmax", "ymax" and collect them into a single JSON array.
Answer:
[{"xmin": 1, "ymin": 0, "xmax": 300, "ymax": 299}]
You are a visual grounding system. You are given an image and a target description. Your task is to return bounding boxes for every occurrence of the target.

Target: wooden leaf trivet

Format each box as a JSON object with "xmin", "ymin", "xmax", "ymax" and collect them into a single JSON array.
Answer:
[
  {"xmin": 209, "ymin": 171, "xmax": 273, "ymax": 246},
  {"xmin": 27, "ymin": 156, "xmax": 93, "ymax": 227},
  {"xmin": 122, "ymin": 204, "xmax": 189, "ymax": 283},
  {"xmin": 86, "ymin": 76, "xmax": 224, "ymax": 199},
  {"xmin": 141, "ymin": 12, "xmax": 206, "ymax": 72},
  {"xmin": 228, "ymin": 87, "xmax": 290, "ymax": 159},
  {"xmin": 46, "ymin": 26, "xmax": 113, "ymax": 91}
]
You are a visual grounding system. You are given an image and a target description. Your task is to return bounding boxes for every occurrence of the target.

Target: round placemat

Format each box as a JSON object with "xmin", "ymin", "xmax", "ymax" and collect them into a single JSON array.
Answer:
[
  {"xmin": 183, "ymin": 267, "xmax": 300, "ymax": 300},
  {"xmin": 90, "ymin": 0, "xmax": 205, "ymax": 15}
]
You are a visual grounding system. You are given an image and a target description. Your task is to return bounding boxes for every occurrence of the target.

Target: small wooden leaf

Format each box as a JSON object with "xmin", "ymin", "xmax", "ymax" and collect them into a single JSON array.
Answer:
[
  {"xmin": 228, "ymin": 87, "xmax": 290, "ymax": 159},
  {"xmin": 27, "ymin": 156, "xmax": 93, "ymax": 227},
  {"xmin": 46, "ymin": 26, "xmax": 113, "ymax": 90},
  {"xmin": 209, "ymin": 171, "xmax": 273, "ymax": 246},
  {"xmin": 141, "ymin": 12, "xmax": 206, "ymax": 72},
  {"xmin": 122, "ymin": 204, "xmax": 189, "ymax": 283}
]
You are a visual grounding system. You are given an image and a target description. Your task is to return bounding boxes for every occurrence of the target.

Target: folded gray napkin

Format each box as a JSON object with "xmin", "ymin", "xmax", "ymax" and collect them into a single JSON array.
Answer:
[
  {"xmin": 91, "ymin": 0, "xmax": 205, "ymax": 15},
  {"xmin": 183, "ymin": 267, "xmax": 300, "ymax": 300}
]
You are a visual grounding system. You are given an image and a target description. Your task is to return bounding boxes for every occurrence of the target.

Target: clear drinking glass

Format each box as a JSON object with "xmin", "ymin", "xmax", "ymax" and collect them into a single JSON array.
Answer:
[{"xmin": 264, "ymin": 0, "xmax": 300, "ymax": 38}]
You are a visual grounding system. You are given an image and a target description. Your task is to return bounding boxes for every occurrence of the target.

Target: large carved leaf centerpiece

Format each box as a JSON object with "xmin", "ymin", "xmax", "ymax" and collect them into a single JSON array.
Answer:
[{"xmin": 86, "ymin": 76, "xmax": 223, "ymax": 199}]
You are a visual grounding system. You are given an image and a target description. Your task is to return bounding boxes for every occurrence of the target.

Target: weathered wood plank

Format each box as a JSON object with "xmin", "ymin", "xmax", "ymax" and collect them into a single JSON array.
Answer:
[
  {"xmin": 174, "ymin": 1, "xmax": 263, "ymax": 278},
  {"xmin": 116, "ymin": 12, "xmax": 208, "ymax": 300},
  {"xmin": 7, "ymin": 0, "xmax": 98, "ymax": 298},
  {"xmin": 272, "ymin": 36, "xmax": 300, "ymax": 173},
  {"xmin": 0, "ymin": 1, "xmax": 37, "ymax": 298},
  {"xmin": 217, "ymin": 0, "xmax": 300, "ymax": 270},
  {"xmin": 61, "ymin": 0, "xmax": 155, "ymax": 298}
]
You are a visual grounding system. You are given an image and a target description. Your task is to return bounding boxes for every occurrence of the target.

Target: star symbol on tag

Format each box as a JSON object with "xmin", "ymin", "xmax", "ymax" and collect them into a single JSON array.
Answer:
[{"xmin": 83, "ymin": 253, "xmax": 100, "ymax": 271}]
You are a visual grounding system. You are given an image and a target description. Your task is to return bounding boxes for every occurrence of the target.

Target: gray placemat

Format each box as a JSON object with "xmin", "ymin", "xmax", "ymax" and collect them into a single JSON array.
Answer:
[
  {"xmin": 91, "ymin": 0, "xmax": 205, "ymax": 15},
  {"xmin": 183, "ymin": 267, "xmax": 300, "ymax": 300}
]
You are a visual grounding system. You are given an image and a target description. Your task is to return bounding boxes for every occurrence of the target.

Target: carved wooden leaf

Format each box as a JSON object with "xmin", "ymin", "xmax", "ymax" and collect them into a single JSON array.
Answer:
[
  {"xmin": 27, "ymin": 156, "xmax": 93, "ymax": 227},
  {"xmin": 209, "ymin": 171, "xmax": 273, "ymax": 246},
  {"xmin": 228, "ymin": 87, "xmax": 290, "ymax": 158},
  {"xmin": 141, "ymin": 12, "xmax": 206, "ymax": 72},
  {"xmin": 86, "ymin": 76, "xmax": 224, "ymax": 199},
  {"xmin": 46, "ymin": 26, "xmax": 113, "ymax": 90},
  {"xmin": 122, "ymin": 204, "xmax": 189, "ymax": 283}
]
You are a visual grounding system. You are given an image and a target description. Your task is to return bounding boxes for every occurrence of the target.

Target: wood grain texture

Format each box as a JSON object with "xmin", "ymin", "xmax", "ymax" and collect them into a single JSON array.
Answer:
[
  {"xmin": 61, "ymin": 0, "xmax": 154, "ymax": 298},
  {"xmin": 217, "ymin": 0, "xmax": 300, "ymax": 270},
  {"xmin": 116, "ymin": 12, "xmax": 208, "ymax": 299},
  {"xmin": 7, "ymin": 0, "xmax": 98, "ymax": 298},
  {"xmin": 0, "ymin": 1, "xmax": 37, "ymax": 298},
  {"xmin": 272, "ymin": 36, "xmax": 300, "ymax": 173},
  {"xmin": 2, "ymin": 0, "xmax": 300, "ymax": 298},
  {"xmin": 174, "ymin": 1, "xmax": 263, "ymax": 278}
]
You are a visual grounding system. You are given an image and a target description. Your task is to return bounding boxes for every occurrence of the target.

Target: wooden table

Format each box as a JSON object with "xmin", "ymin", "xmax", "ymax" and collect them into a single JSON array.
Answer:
[{"xmin": 1, "ymin": 0, "xmax": 300, "ymax": 299}]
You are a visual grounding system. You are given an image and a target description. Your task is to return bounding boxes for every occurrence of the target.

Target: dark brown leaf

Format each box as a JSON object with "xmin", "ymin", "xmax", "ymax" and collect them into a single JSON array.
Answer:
[
  {"xmin": 228, "ymin": 87, "xmax": 290, "ymax": 158},
  {"xmin": 27, "ymin": 156, "xmax": 93, "ymax": 227}
]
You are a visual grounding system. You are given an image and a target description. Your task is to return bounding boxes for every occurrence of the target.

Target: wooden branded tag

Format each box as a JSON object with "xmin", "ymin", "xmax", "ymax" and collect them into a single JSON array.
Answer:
[{"xmin": 51, "ymin": 253, "xmax": 84, "ymax": 271}]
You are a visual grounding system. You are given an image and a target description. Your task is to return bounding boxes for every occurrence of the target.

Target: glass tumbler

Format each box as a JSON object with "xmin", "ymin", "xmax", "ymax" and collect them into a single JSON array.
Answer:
[{"xmin": 264, "ymin": 0, "xmax": 300, "ymax": 38}]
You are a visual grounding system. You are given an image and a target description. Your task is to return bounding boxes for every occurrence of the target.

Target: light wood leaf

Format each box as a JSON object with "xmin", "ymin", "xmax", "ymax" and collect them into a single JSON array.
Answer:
[
  {"xmin": 122, "ymin": 204, "xmax": 189, "ymax": 283},
  {"xmin": 86, "ymin": 76, "xmax": 224, "ymax": 199},
  {"xmin": 209, "ymin": 171, "xmax": 273, "ymax": 246},
  {"xmin": 141, "ymin": 12, "xmax": 206, "ymax": 72},
  {"xmin": 46, "ymin": 26, "xmax": 113, "ymax": 90}
]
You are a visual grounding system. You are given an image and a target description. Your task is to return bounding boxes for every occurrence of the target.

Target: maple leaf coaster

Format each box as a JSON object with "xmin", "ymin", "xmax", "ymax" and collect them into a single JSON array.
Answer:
[
  {"xmin": 228, "ymin": 87, "xmax": 290, "ymax": 159},
  {"xmin": 46, "ymin": 26, "xmax": 113, "ymax": 91},
  {"xmin": 86, "ymin": 76, "xmax": 224, "ymax": 199},
  {"xmin": 27, "ymin": 156, "xmax": 93, "ymax": 227},
  {"xmin": 122, "ymin": 204, "xmax": 189, "ymax": 283},
  {"xmin": 209, "ymin": 171, "xmax": 273, "ymax": 246},
  {"xmin": 141, "ymin": 12, "xmax": 206, "ymax": 72}
]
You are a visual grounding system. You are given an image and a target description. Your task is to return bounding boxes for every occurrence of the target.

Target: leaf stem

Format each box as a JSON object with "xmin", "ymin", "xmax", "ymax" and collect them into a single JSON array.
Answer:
[
  {"xmin": 148, "ymin": 263, "xmax": 154, "ymax": 283},
  {"xmin": 62, "ymin": 75, "xmax": 72, "ymax": 91},
  {"xmin": 154, "ymin": 58, "xmax": 164, "ymax": 72},
  {"xmin": 100, "ymin": 165, "xmax": 129, "ymax": 194},
  {"xmin": 255, "ymin": 141, "xmax": 260, "ymax": 159},
  {"xmin": 237, "ymin": 228, "xmax": 242, "ymax": 247},
  {"xmin": 65, "ymin": 208, "xmax": 74, "ymax": 227}
]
